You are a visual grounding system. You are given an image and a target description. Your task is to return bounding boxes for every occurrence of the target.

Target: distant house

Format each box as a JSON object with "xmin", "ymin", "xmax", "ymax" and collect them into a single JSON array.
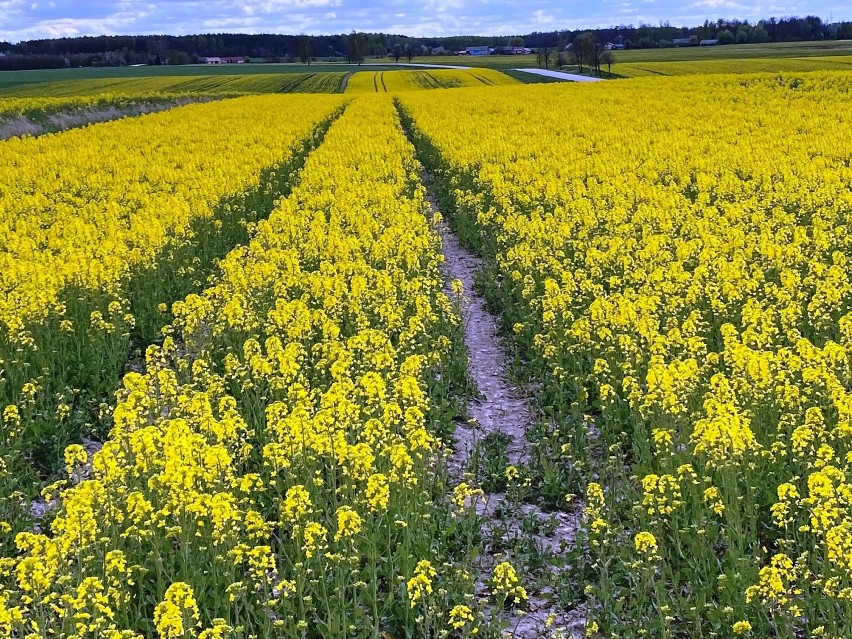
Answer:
[
  {"xmin": 699, "ymin": 39, "xmax": 719, "ymax": 46},
  {"xmin": 200, "ymin": 56, "xmax": 246, "ymax": 64},
  {"xmin": 672, "ymin": 38, "xmax": 692, "ymax": 46},
  {"xmin": 465, "ymin": 46, "xmax": 491, "ymax": 56}
]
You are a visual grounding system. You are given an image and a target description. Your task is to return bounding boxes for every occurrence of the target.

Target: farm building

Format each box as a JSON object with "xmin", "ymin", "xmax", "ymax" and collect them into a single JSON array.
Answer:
[
  {"xmin": 465, "ymin": 46, "xmax": 491, "ymax": 56},
  {"xmin": 699, "ymin": 39, "xmax": 720, "ymax": 46},
  {"xmin": 199, "ymin": 56, "xmax": 246, "ymax": 64}
]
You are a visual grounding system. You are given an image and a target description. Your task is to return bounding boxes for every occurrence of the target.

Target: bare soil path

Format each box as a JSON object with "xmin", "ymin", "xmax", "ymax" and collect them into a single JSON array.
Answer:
[
  {"xmin": 438, "ymin": 215, "xmax": 530, "ymax": 477},
  {"xmin": 418, "ymin": 167, "xmax": 585, "ymax": 638},
  {"xmin": 338, "ymin": 72, "xmax": 353, "ymax": 92}
]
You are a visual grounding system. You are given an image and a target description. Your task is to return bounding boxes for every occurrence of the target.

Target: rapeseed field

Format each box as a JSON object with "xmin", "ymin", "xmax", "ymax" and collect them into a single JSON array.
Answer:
[{"xmin": 1, "ymin": 70, "xmax": 850, "ymax": 639}]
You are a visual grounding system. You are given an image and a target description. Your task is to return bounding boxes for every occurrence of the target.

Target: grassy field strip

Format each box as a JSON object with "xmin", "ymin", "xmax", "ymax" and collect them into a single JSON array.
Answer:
[
  {"xmin": 0, "ymin": 63, "xmax": 412, "ymax": 91},
  {"xmin": 0, "ymin": 94, "xmax": 509, "ymax": 639},
  {"xmin": 0, "ymin": 72, "xmax": 347, "ymax": 97},
  {"xmin": 0, "ymin": 94, "xmax": 345, "ymax": 547},
  {"xmin": 614, "ymin": 53, "xmax": 852, "ymax": 77},
  {"xmin": 399, "ymin": 71, "xmax": 852, "ymax": 637}
]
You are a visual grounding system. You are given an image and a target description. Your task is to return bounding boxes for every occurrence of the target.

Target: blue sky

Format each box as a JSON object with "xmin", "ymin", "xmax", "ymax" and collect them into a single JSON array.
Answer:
[{"xmin": 1, "ymin": 0, "xmax": 849, "ymax": 42}]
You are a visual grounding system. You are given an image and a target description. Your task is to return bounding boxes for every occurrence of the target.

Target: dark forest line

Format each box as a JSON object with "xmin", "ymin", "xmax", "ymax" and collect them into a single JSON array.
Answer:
[{"xmin": 1, "ymin": 14, "xmax": 851, "ymax": 71}]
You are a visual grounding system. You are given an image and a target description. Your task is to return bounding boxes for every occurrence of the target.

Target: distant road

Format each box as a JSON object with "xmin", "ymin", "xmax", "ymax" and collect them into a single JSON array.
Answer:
[{"xmin": 512, "ymin": 68, "xmax": 604, "ymax": 82}]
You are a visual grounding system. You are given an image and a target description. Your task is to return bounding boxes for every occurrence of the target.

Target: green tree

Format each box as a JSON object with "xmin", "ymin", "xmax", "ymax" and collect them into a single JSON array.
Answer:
[
  {"xmin": 718, "ymin": 29, "xmax": 735, "ymax": 44},
  {"xmin": 751, "ymin": 24, "xmax": 771, "ymax": 42},
  {"xmin": 600, "ymin": 48, "xmax": 615, "ymax": 75},
  {"xmin": 168, "ymin": 50, "xmax": 190, "ymax": 65},
  {"xmin": 570, "ymin": 33, "xmax": 594, "ymax": 73},
  {"xmin": 588, "ymin": 41, "xmax": 604, "ymax": 76},
  {"xmin": 347, "ymin": 31, "xmax": 366, "ymax": 65},
  {"xmin": 298, "ymin": 36, "xmax": 312, "ymax": 65},
  {"xmin": 392, "ymin": 43, "xmax": 402, "ymax": 63}
]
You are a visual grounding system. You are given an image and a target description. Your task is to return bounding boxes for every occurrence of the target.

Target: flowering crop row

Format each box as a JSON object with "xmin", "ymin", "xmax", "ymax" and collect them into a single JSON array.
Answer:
[
  {"xmin": 0, "ymin": 94, "xmax": 343, "ymax": 542},
  {"xmin": 0, "ymin": 95, "xmax": 483, "ymax": 638},
  {"xmin": 0, "ymin": 93, "xmax": 342, "ymax": 336},
  {"xmin": 400, "ymin": 72, "xmax": 852, "ymax": 637}
]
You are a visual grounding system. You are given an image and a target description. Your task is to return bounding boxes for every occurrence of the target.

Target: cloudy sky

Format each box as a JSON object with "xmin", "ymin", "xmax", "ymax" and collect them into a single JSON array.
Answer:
[{"xmin": 1, "ymin": 0, "xmax": 849, "ymax": 42}]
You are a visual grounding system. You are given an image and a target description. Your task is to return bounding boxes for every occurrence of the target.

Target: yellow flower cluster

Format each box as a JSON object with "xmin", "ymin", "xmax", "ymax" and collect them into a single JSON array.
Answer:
[
  {"xmin": 406, "ymin": 559, "xmax": 437, "ymax": 607},
  {"xmin": 448, "ymin": 603, "xmax": 476, "ymax": 630},
  {"xmin": 633, "ymin": 531, "xmax": 658, "ymax": 558},
  {"xmin": 491, "ymin": 561, "xmax": 527, "ymax": 605},
  {"xmin": 154, "ymin": 582, "xmax": 200, "ymax": 639},
  {"xmin": 400, "ymin": 71, "xmax": 852, "ymax": 636},
  {"xmin": 0, "ymin": 95, "xmax": 460, "ymax": 637}
]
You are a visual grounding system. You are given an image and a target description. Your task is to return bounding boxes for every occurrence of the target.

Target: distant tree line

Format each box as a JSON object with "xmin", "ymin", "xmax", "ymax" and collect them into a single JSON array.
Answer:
[
  {"xmin": 523, "ymin": 16, "xmax": 852, "ymax": 55},
  {"xmin": 528, "ymin": 15, "xmax": 852, "ymax": 48},
  {"xmin": 0, "ymin": 14, "xmax": 850, "ymax": 71}
]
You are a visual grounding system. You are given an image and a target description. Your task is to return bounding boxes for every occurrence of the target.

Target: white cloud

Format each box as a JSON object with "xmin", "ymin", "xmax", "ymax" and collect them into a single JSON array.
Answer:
[
  {"xmin": 532, "ymin": 9, "xmax": 556, "ymax": 25},
  {"xmin": 256, "ymin": 0, "xmax": 342, "ymax": 11},
  {"xmin": 689, "ymin": 0, "xmax": 745, "ymax": 8},
  {"xmin": 0, "ymin": 0, "xmax": 847, "ymax": 42}
]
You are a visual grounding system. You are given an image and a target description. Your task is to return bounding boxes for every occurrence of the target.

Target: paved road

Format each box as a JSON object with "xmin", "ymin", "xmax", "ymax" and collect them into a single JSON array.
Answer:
[{"xmin": 512, "ymin": 68, "xmax": 604, "ymax": 82}]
